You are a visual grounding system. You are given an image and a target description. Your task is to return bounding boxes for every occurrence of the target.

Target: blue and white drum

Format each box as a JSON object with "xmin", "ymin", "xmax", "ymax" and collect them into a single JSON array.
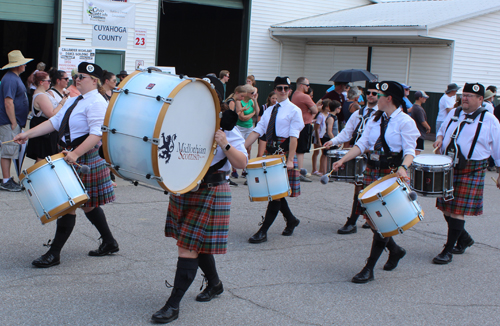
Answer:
[
  {"xmin": 245, "ymin": 155, "xmax": 291, "ymax": 202},
  {"xmin": 102, "ymin": 69, "xmax": 220, "ymax": 194},
  {"xmin": 20, "ymin": 153, "xmax": 89, "ymax": 225}
]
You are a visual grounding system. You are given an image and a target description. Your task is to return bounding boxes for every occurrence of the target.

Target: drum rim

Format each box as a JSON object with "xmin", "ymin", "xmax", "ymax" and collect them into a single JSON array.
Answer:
[
  {"xmin": 380, "ymin": 214, "xmax": 423, "ymax": 237},
  {"xmin": 412, "ymin": 154, "xmax": 453, "ymax": 166},
  {"xmin": 247, "ymin": 155, "xmax": 285, "ymax": 169},
  {"xmin": 20, "ymin": 153, "xmax": 66, "ymax": 181},
  {"xmin": 249, "ymin": 192, "xmax": 289, "ymax": 202},
  {"xmin": 359, "ymin": 173, "xmax": 401, "ymax": 204},
  {"xmin": 39, "ymin": 194, "xmax": 89, "ymax": 224}
]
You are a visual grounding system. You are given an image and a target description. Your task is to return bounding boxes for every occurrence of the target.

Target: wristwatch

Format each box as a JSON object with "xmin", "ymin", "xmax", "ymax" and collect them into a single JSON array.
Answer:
[
  {"xmin": 399, "ymin": 164, "xmax": 408, "ymax": 171},
  {"xmin": 223, "ymin": 143, "xmax": 231, "ymax": 152}
]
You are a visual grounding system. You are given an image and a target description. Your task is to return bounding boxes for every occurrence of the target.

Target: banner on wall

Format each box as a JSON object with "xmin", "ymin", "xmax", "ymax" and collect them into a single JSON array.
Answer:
[
  {"xmin": 92, "ymin": 25, "xmax": 128, "ymax": 48},
  {"xmin": 58, "ymin": 48, "xmax": 96, "ymax": 76},
  {"xmin": 83, "ymin": 0, "xmax": 136, "ymax": 28}
]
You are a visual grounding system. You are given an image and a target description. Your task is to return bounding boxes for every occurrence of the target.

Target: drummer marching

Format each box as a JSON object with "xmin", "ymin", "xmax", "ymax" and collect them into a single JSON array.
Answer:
[
  {"xmin": 244, "ymin": 76, "xmax": 304, "ymax": 243},
  {"xmin": 324, "ymin": 82, "xmax": 379, "ymax": 234},
  {"xmin": 331, "ymin": 81, "xmax": 420, "ymax": 283},
  {"xmin": 433, "ymin": 82, "xmax": 500, "ymax": 264}
]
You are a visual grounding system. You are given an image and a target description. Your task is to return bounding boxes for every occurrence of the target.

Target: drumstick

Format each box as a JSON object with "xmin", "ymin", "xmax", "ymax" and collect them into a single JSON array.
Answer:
[
  {"xmin": 491, "ymin": 177, "xmax": 498, "ymax": 185},
  {"xmin": 312, "ymin": 146, "xmax": 326, "ymax": 151},
  {"xmin": 320, "ymin": 170, "xmax": 334, "ymax": 184},
  {"xmin": 433, "ymin": 146, "xmax": 440, "ymax": 154},
  {"xmin": 71, "ymin": 162, "xmax": 91, "ymax": 174},
  {"xmin": 1, "ymin": 139, "xmax": 15, "ymax": 145}
]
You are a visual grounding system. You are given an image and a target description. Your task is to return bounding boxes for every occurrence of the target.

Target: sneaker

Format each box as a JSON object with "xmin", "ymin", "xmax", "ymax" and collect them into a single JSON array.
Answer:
[
  {"xmin": 312, "ymin": 171, "xmax": 323, "ymax": 176},
  {"xmin": 299, "ymin": 175, "xmax": 312, "ymax": 182},
  {"xmin": 231, "ymin": 171, "xmax": 239, "ymax": 179},
  {"xmin": 0, "ymin": 178, "xmax": 23, "ymax": 192},
  {"xmin": 228, "ymin": 179, "xmax": 238, "ymax": 187}
]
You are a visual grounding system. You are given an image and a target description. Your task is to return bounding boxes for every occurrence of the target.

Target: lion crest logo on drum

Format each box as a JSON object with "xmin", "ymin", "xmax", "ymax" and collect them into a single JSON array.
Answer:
[{"xmin": 158, "ymin": 133, "xmax": 177, "ymax": 164}]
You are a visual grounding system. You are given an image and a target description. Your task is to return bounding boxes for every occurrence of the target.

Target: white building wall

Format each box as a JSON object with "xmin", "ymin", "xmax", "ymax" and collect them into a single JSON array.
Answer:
[
  {"xmin": 429, "ymin": 10, "xmax": 500, "ymax": 88},
  {"xmin": 408, "ymin": 46, "xmax": 453, "ymax": 92},
  {"xmin": 60, "ymin": 0, "xmax": 158, "ymax": 73},
  {"xmin": 248, "ymin": 0, "xmax": 371, "ymax": 81},
  {"xmin": 371, "ymin": 47, "xmax": 409, "ymax": 84}
]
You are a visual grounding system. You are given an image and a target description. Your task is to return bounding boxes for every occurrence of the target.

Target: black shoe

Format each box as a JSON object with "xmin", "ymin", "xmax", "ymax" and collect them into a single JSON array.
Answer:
[
  {"xmin": 383, "ymin": 247, "xmax": 406, "ymax": 271},
  {"xmin": 151, "ymin": 303, "xmax": 179, "ymax": 324},
  {"xmin": 228, "ymin": 179, "xmax": 238, "ymax": 187},
  {"xmin": 32, "ymin": 252, "xmax": 60, "ymax": 268},
  {"xmin": 452, "ymin": 236, "xmax": 474, "ymax": 255},
  {"xmin": 88, "ymin": 240, "xmax": 119, "ymax": 256},
  {"xmin": 432, "ymin": 249, "xmax": 453, "ymax": 264},
  {"xmin": 249, "ymin": 230, "xmax": 267, "ymax": 243},
  {"xmin": 282, "ymin": 218, "xmax": 300, "ymax": 236},
  {"xmin": 351, "ymin": 266, "xmax": 374, "ymax": 283},
  {"xmin": 196, "ymin": 281, "xmax": 224, "ymax": 302},
  {"xmin": 337, "ymin": 224, "xmax": 357, "ymax": 234},
  {"xmin": 362, "ymin": 222, "xmax": 371, "ymax": 229}
]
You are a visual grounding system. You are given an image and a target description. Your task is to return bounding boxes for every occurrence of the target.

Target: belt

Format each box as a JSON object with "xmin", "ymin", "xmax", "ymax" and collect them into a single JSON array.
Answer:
[
  {"xmin": 199, "ymin": 172, "xmax": 227, "ymax": 189},
  {"xmin": 367, "ymin": 160, "xmax": 394, "ymax": 170}
]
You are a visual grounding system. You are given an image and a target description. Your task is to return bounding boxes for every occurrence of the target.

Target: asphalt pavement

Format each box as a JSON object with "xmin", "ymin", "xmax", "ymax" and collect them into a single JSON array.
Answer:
[{"xmin": 1, "ymin": 140, "xmax": 500, "ymax": 326}]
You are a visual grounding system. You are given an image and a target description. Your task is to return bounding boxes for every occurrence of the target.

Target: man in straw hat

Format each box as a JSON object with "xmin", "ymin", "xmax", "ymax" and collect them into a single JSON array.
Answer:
[{"xmin": 0, "ymin": 50, "xmax": 33, "ymax": 192}]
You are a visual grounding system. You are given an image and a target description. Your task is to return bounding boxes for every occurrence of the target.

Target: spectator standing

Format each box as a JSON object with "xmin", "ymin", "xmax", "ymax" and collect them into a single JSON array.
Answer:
[
  {"xmin": 411, "ymin": 91, "xmax": 432, "ymax": 155},
  {"xmin": 116, "ymin": 70, "xmax": 128, "ymax": 83},
  {"xmin": 0, "ymin": 50, "xmax": 33, "ymax": 192},
  {"xmin": 437, "ymin": 83, "xmax": 460, "ymax": 132},
  {"xmin": 401, "ymin": 84, "xmax": 413, "ymax": 111},
  {"xmin": 66, "ymin": 69, "xmax": 81, "ymax": 98},
  {"xmin": 291, "ymin": 77, "xmax": 317, "ymax": 182},
  {"xmin": 322, "ymin": 82, "xmax": 347, "ymax": 127},
  {"xmin": 219, "ymin": 70, "xmax": 230, "ymax": 99}
]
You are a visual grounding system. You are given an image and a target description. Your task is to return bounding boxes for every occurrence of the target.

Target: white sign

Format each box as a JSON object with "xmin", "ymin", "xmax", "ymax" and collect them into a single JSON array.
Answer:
[
  {"xmin": 92, "ymin": 25, "xmax": 128, "ymax": 48},
  {"xmin": 83, "ymin": 0, "xmax": 136, "ymax": 28},
  {"xmin": 135, "ymin": 60, "xmax": 144, "ymax": 69},
  {"xmin": 58, "ymin": 48, "xmax": 96, "ymax": 77},
  {"xmin": 134, "ymin": 29, "xmax": 147, "ymax": 48}
]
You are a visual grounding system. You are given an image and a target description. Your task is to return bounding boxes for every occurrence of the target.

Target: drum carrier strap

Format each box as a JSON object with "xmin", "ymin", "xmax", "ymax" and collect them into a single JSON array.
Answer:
[
  {"xmin": 59, "ymin": 134, "xmax": 89, "ymax": 150},
  {"xmin": 199, "ymin": 157, "xmax": 228, "ymax": 188},
  {"xmin": 444, "ymin": 106, "xmax": 487, "ymax": 169},
  {"xmin": 379, "ymin": 115, "xmax": 403, "ymax": 169},
  {"xmin": 349, "ymin": 106, "xmax": 373, "ymax": 146}
]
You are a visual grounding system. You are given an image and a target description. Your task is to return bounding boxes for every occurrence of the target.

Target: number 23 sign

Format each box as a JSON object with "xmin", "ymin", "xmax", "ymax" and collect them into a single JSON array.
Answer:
[{"xmin": 134, "ymin": 29, "xmax": 147, "ymax": 48}]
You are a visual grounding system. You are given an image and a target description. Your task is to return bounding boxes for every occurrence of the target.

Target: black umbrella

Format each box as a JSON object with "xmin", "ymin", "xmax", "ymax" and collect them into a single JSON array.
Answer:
[{"xmin": 329, "ymin": 69, "xmax": 377, "ymax": 83}]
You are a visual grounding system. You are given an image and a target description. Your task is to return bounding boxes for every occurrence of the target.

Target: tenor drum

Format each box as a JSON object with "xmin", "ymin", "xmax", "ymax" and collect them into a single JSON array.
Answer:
[
  {"xmin": 359, "ymin": 174, "xmax": 424, "ymax": 238},
  {"xmin": 102, "ymin": 69, "xmax": 220, "ymax": 194},
  {"xmin": 327, "ymin": 149, "xmax": 366, "ymax": 183},
  {"xmin": 246, "ymin": 155, "xmax": 291, "ymax": 202},
  {"xmin": 410, "ymin": 154, "xmax": 454, "ymax": 200},
  {"xmin": 20, "ymin": 154, "xmax": 89, "ymax": 225}
]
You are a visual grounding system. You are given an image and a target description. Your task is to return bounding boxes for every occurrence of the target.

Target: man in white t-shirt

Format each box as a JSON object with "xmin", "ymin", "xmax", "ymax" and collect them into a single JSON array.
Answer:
[{"xmin": 436, "ymin": 83, "xmax": 459, "ymax": 133}]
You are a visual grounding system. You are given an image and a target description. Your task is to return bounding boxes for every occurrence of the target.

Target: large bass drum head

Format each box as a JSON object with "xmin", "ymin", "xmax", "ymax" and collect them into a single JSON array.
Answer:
[{"xmin": 153, "ymin": 79, "xmax": 219, "ymax": 194}]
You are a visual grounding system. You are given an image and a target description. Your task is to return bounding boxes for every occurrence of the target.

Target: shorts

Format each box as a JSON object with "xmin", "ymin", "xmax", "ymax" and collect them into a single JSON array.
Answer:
[
  {"xmin": 416, "ymin": 138, "xmax": 424, "ymax": 151},
  {"xmin": 296, "ymin": 124, "xmax": 313, "ymax": 154},
  {"xmin": 0, "ymin": 124, "xmax": 21, "ymax": 159},
  {"xmin": 235, "ymin": 125, "xmax": 253, "ymax": 140}
]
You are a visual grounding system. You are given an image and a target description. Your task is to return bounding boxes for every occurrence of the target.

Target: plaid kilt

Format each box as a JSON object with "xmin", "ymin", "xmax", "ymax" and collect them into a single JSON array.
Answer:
[
  {"xmin": 265, "ymin": 136, "xmax": 300, "ymax": 197},
  {"xmin": 355, "ymin": 165, "xmax": 394, "ymax": 216},
  {"xmin": 165, "ymin": 183, "xmax": 231, "ymax": 254},
  {"xmin": 436, "ymin": 159, "xmax": 488, "ymax": 216}
]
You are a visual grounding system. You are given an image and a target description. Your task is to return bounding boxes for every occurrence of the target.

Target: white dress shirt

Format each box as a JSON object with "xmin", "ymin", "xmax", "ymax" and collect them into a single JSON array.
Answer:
[
  {"xmin": 329, "ymin": 105, "xmax": 378, "ymax": 146},
  {"xmin": 437, "ymin": 94, "xmax": 456, "ymax": 122},
  {"xmin": 483, "ymin": 101, "xmax": 494, "ymax": 114},
  {"xmin": 437, "ymin": 107, "xmax": 500, "ymax": 165},
  {"xmin": 211, "ymin": 127, "xmax": 248, "ymax": 172},
  {"xmin": 253, "ymin": 98, "xmax": 304, "ymax": 139},
  {"xmin": 356, "ymin": 108, "xmax": 419, "ymax": 158},
  {"xmin": 50, "ymin": 89, "xmax": 107, "ymax": 142}
]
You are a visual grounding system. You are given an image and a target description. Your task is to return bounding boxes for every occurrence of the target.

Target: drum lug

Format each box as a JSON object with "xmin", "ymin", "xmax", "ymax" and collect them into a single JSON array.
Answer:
[
  {"xmin": 376, "ymin": 193, "xmax": 386, "ymax": 205},
  {"xmin": 68, "ymin": 199, "xmax": 75, "ymax": 206},
  {"xmin": 161, "ymin": 97, "xmax": 173, "ymax": 104},
  {"xmin": 46, "ymin": 155, "xmax": 53, "ymax": 165},
  {"xmin": 418, "ymin": 213, "xmax": 424, "ymax": 221},
  {"xmin": 151, "ymin": 176, "xmax": 163, "ymax": 182},
  {"xmin": 397, "ymin": 227, "xmax": 404, "ymax": 235},
  {"xmin": 101, "ymin": 125, "xmax": 109, "ymax": 132}
]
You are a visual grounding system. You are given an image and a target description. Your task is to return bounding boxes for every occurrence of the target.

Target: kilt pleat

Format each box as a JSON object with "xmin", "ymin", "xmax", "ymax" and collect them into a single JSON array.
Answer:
[
  {"xmin": 436, "ymin": 159, "xmax": 488, "ymax": 216},
  {"xmin": 165, "ymin": 183, "xmax": 231, "ymax": 254}
]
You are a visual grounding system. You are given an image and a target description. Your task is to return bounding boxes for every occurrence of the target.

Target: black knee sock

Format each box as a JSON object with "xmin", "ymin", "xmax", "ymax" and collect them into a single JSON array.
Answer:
[
  {"xmin": 48, "ymin": 214, "xmax": 76, "ymax": 256},
  {"xmin": 444, "ymin": 218, "xmax": 465, "ymax": 253},
  {"xmin": 85, "ymin": 207, "xmax": 114, "ymax": 243},
  {"xmin": 385, "ymin": 237, "xmax": 400, "ymax": 253},
  {"xmin": 279, "ymin": 198, "xmax": 296, "ymax": 224},
  {"xmin": 366, "ymin": 232, "xmax": 389, "ymax": 269},
  {"xmin": 166, "ymin": 257, "xmax": 199, "ymax": 309},
  {"xmin": 198, "ymin": 254, "xmax": 219, "ymax": 287},
  {"xmin": 260, "ymin": 200, "xmax": 281, "ymax": 232},
  {"xmin": 346, "ymin": 187, "xmax": 361, "ymax": 225}
]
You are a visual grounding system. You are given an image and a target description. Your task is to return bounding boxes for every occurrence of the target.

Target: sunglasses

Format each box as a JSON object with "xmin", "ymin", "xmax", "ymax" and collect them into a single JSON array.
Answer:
[
  {"xmin": 367, "ymin": 91, "xmax": 378, "ymax": 96},
  {"xmin": 275, "ymin": 86, "xmax": 290, "ymax": 92},
  {"xmin": 377, "ymin": 93, "xmax": 387, "ymax": 99},
  {"xmin": 301, "ymin": 83, "xmax": 310, "ymax": 87},
  {"xmin": 76, "ymin": 74, "xmax": 91, "ymax": 80},
  {"xmin": 60, "ymin": 77, "xmax": 69, "ymax": 81},
  {"xmin": 43, "ymin": 79, "xmax": 51, "ymax": 83}
]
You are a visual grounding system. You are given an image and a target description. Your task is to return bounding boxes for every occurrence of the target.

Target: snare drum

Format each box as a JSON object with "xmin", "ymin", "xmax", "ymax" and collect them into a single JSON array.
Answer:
[
  {"xmin": 102, "ymin": 69, "xmax": 220, "ymax": 194},
  {"xmin": 246, "ymin": 155, "xmax": 291, "ymax": 202},
  {"xmin": 327, "ymin": 149, "xmax": 366, "ymax": 183},
  {"xmin": 359, "ymin": 174, "xmax": 424, "ymax": 238},
  {"xmin": 20, "ymin": 154, "xmax": 89, "ymax": 225},
  {"xmin": 410, "ymin": 154, "xmax": 454, "ymax": 200}
]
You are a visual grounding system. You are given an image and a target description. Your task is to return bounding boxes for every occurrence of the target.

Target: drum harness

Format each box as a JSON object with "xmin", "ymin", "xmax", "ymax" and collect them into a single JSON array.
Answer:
[
  {"xmin": 444, "ymin": 106, "xmax": 487, "ymax": 172},
  {"xmin": 350, "ymin": 106, "xmax": 374, "ymax": 146},
  {"xmin": 367, "ymin": 115, "xmax": 403, "ymax": 171}
]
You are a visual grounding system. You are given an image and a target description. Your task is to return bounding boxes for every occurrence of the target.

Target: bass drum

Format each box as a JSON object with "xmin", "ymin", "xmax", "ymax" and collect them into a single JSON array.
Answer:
[{"xmin": 102, "ymin": 69, "xmax": 220, "ymax": 194}]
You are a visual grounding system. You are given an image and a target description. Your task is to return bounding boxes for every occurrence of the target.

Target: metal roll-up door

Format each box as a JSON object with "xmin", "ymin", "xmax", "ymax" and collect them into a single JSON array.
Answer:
[{"xmin": 0, "ymin": 0, "xmax": 55, "ymax": 24}]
